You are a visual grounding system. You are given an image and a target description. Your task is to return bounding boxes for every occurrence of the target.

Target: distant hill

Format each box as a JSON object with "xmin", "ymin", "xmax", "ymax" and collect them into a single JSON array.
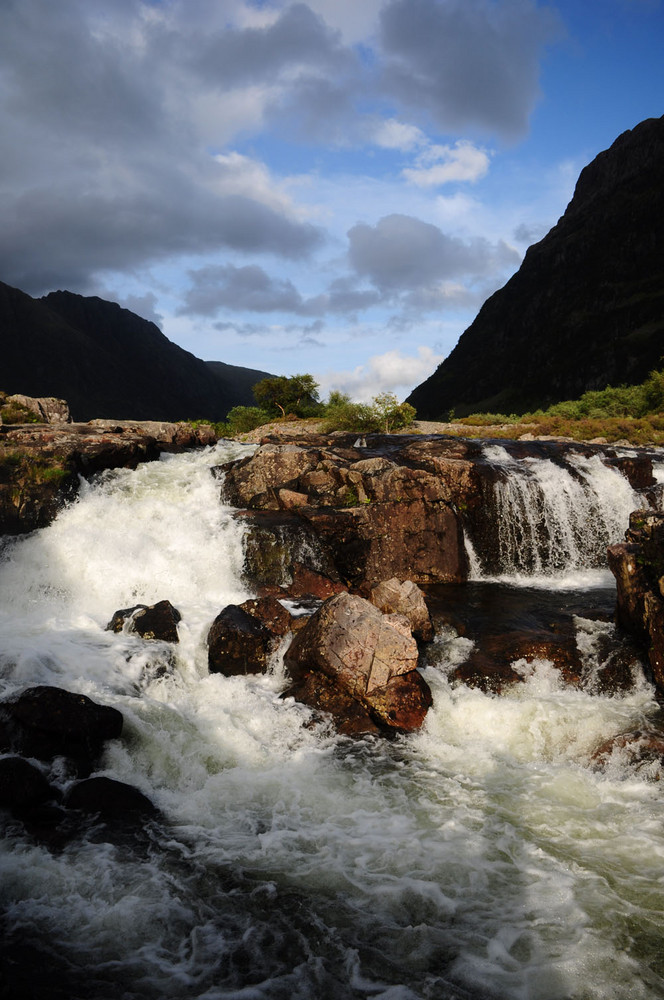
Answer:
[
  {"xmin": 407, "ymin": 115, "xmax": 664, "ymax": 419},
  {"xmin": 0, "ymin": 281, "xmax": 272, "ymax": 421}
]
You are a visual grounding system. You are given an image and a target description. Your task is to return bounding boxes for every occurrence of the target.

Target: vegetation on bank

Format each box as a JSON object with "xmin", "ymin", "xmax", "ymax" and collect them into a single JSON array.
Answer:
[
  {"xmin": 0, "ymin": 392, "xmax": 41, "ymax": 425},
  {"xmin": 187, "ymin": 367, "xmax": 664, "ymax": 445},
  {"xmin": 192, "ymin": 375, "xmax": 416, "ymax": 437},
  {"xmin": 454, "ymin": 367, "xmax": 664, "ymax": 444}
]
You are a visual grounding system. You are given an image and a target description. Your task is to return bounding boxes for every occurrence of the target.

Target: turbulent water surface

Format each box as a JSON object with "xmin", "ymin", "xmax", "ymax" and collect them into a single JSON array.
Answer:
[{"xmin": 2, "ymin": 441, "xmax": 664, "ymax": 1000}]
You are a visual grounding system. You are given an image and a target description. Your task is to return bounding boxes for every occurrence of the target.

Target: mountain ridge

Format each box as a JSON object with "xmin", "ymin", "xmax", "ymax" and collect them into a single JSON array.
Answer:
[
  {"xmin": 407, "ymin": 115, "xmax": 664, "ymax": 419},
  {"xmin": 0, "ymin": 281, "xmax": 272, "ymax": 421}
]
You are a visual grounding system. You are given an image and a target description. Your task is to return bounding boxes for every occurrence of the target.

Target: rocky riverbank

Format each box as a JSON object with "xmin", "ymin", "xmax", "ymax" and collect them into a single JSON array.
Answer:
[{"xmin": 0, "ymin": 416, "xmax": 217, "ymax": 534}]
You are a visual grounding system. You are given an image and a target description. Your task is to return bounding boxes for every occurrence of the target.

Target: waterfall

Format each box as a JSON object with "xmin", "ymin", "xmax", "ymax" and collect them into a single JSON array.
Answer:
[
  {"xmin": 2, "ymin": 441, "xmax": 664, "ymax": 1000},
  {"xmin": 472, "ymin": 445, "xmax": 642, "ymax": 584}
]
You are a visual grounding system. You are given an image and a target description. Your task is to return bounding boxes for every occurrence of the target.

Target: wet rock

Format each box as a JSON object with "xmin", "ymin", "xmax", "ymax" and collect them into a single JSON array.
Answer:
[
  {"xmin": 238, "ymin": 508, "xmax": 341, "ymax": 591},
  {"xmin": 106, "ymin": 599, "xmax": 181, "ymax": 642},
  {"xmin": 63, "ymin": 776, "xmax": 159, "ymax": 822},
  {"xmin": 0, "ymin": 419, "xmax": 219, "ymax": 535},
  {"xmin": 370, "ymin": 578, "xmax": 434, "ymax": 642},
  {"xmin": 283, "ymin": 672, "xmax": 383, "ymax": 737},
  {"xmin": 608, "ymin": 510, "xmax": 664, "ymax": 693},
  {"xmin": 0, "ymin": 755, "xmax": 56, "ymax": 809},
  {"xmin": 591, "ymin": 729, "xmax": 664, "ymax": 776},
  {"xmin": 0, "ymin": 686, "xmax": 123, "ymax": 775},
  {"xmin": 238, "ymin": 595, "xmax": 294, "ymax": 637},
  {"xmin": 207, "ymin": 604, "xmax": 277, "ymax": 675},
  {"xmin": 284, "ymin": 592, "xmax": 431, "ymax": 732}
]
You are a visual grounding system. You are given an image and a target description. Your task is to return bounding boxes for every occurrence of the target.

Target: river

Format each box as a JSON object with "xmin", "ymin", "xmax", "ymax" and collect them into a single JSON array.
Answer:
[{"xmin": 1, "ymin": 439, "xmax": 664, "ymax": 999}]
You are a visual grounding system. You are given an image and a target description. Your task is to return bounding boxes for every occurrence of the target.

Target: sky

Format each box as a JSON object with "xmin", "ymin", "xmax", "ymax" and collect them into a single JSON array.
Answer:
[{"xmin": 1, "ymin": 1, "xmax": 662, "ymax": 403}]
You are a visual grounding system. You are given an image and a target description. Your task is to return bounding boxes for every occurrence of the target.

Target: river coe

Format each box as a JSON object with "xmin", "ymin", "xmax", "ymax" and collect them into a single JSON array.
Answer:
[{"xmin": 1, "ymin": 439, "xmax": 664, "ymax": 1000}]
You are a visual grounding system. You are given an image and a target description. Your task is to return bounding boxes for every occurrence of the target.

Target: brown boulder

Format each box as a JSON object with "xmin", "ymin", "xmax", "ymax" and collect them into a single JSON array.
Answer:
[
  {"xmin": 284, "ymin": 592, "xmax": 431, "ymax": 732},
  {"xmin": 370, "ymin": 578, "xmax": 434, "ymax": 641},
  {"xmin": 238, "ymin": 595, "xmax": 294, "ymax": 637}
]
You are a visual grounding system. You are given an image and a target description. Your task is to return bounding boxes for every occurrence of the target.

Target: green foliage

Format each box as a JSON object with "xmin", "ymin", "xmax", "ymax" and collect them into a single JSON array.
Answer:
[
  {"xmin": 224, "ymin": 406, "xmax": 273, "ymax": 434},
  {"xmin": 253, "ymin": 374, "xmax": 321, "ymax": 418},
  {"xmin": 322, "ymin": 391, "xmax": 416, "ymax": 434}
]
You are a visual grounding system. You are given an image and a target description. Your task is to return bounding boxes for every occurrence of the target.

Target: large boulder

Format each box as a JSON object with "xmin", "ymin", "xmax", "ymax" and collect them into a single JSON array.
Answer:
[
  {"xmin": 284, "ymin": 592, "xmax": 432, "ymax": 732},
  {"xmin": 63, "ymin": 776, "xmax": 159, "ymax": 823}
]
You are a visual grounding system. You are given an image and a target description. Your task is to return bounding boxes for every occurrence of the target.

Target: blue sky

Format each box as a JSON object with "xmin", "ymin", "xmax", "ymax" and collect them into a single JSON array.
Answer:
[{"xmin": 1, "ymin": 0, "xmax": 662, "ymax": 402}]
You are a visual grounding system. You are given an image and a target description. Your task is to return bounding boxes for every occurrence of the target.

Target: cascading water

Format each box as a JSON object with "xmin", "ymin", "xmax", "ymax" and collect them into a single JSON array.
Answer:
[
  {"xmin": 2, "ymin": 441, "xmax": 664, "ymax": 1000},
  {"xmin": 471, "ymin": 445, "xmax": 642, "ymax": 586}
]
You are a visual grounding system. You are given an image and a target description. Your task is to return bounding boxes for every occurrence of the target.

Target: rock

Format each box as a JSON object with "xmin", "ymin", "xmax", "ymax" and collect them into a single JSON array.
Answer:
[
  {"xmin": 608, "ymin": 510, "xmax": 664, "ymax": 692},
  {"xmin": 238, "ymin": 595, "xmax": 294, "ymax": 637},
  {"xmin": 106, "ymin": 600, "xmax": 181, "ymax": 642},
  {"xmin": 237, "ymin": 508, "xmax": 341, "ymax": 592},
  {"xmin": 0, "ymin": 686, "xmax": 123, "ymax": 774},
  {"xmin": 207, "ymin": 604, "xmax": 277, "ymax": 675},
  {"xmin": 591, "ymin": 729, "xmax": 664, "ymax": 776},
  {"xmin": 2, "ymin": 393, "xmax": 71, "ymax": 424},
  {"xmin": 370, "ymin": 578, "xmax": 434, "ymax": 642},
  {"xmin": 0, "ymin": 756, "xmax": 56, "ymax": 809},
  {"xmin": 0, "ymin": 419, "xmax": 222, "ymax": 536},
  {"xmin": 283, "ymin": 672, "xmax": 383, "ymax": 737},
  {"xmin": 63, "ymin": 776, "xmax": 158, "ymax": 822},
  {"xmin": 284, "ymin": 592, "xmax": 431, "ymax": 732}
]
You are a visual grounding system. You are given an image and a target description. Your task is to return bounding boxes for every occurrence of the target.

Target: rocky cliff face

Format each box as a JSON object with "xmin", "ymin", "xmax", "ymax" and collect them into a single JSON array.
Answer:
[
  {"xmin": 0, "ymin": 281, "xmax": 272, "ymax": 421},
  {"xmin": 408, "ymin": 115, "xmax": 664, "ymax": 418}
]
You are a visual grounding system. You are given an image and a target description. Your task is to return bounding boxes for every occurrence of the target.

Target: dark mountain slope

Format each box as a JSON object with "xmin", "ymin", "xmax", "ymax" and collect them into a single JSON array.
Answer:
[
  {"xmin": 0, "ymin": 281, "xmax": 271, "ymax": 421},
  {"xmin": 407, "ymin": 115, "xmax": 664, "ymax": 419}
]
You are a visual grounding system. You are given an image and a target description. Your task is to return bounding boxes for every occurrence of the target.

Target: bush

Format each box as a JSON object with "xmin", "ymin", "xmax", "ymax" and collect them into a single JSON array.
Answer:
[
  {"xmin": 322, "ymin": 391, "xmax": 416, "ymax": 433},
  {"xmin": 224, "ymin": 406, "xmax": 272, "ymax": 434}
]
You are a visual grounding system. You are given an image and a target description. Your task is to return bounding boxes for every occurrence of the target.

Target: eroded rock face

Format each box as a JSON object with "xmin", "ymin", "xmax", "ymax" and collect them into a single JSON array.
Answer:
[
  {"xmin": 2, "ymin": 393, "xmax": 71, "ymax": 424},
  {"xmin": 284, "ymin": 592, "xmax": 431, "ymax": 732},
  {"xmin": 608, "ymin": 509, "xmax": 664, "ymax": 691},
  {"xmin": 221, "ymin": 436, "xmax": 476, "ymax": 592}
]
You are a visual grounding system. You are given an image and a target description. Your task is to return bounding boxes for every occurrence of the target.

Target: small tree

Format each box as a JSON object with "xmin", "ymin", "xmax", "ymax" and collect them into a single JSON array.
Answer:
[
  {"xmin": 371, "ymin": 392, "xmax": 416, "ymax": 432},
  {"xmin": 253, "ymin": 374, "xmax": 321, "ymax": 418}
]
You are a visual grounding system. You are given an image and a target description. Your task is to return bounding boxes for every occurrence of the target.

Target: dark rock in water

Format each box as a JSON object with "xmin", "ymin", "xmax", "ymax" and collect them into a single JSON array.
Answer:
[
  {"xmin": 608, "ymin": 509, "xmax": 664, "ymax": 695},
  {"xmin": 0, "ymin": 755, "xmax": 56, "ymax": 808},
  {"xmin": 208, "ymin": 604, "xmax": 277, "ymax": 676},
  {"xmin": 284, "ymin": 592, "xmax": 431, "ymax": 733},
  {"xmin": 283, "ymin": 671, "xmax": 384, "ymax": 737},
  {"xmin": 63, "ymin": 776, "xmax": 158, "ymax": 822},
  {"xmin": 0, "ymin": 686, "xmax": 123, "ymax": 775},
  {"xmin": 407, "ymin": 115, "xmax": 664, "ymax": 418},
  {"xmin": 106, "ymin": 599, "xmax": 181, "ymax": 642}
]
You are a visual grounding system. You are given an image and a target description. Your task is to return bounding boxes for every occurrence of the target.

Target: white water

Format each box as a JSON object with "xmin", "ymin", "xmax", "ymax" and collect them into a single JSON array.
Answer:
[
  {"xmin": 2, "ymin": 443, "xmax": 664, "ymax": 999},
  {"xmin": 472, "ymin": 446, "xmax": 643, "ymax": 589}
]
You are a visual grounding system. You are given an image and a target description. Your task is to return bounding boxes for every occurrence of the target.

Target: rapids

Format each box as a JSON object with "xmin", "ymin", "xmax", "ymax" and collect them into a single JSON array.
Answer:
[{"xmin": 2, "ymin": 440, "xmax": 664, "ymax": 1000}]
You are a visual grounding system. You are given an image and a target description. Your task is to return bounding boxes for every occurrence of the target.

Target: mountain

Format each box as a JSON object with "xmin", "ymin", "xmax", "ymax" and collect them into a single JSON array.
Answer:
[
  {"xmin": 407, "ymin": 115, "xmax": 664, "ymax": 419},
  {"xmin": 0, "ymin": 282, "xmax": 272, "ymax": 421}
]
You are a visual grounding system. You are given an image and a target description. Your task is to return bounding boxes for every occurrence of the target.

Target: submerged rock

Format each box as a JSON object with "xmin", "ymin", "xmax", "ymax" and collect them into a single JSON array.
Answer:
[
  {"xmin": 0, "ymin": 755, "xmax": 56, "ymax": 809},
  {"xmin": 63, "ymin": 776, "xmax": 159, "ymax": 823},
  {"xmin": 284, "ymin": 592, "xmax": 432, "ymax": 733}
]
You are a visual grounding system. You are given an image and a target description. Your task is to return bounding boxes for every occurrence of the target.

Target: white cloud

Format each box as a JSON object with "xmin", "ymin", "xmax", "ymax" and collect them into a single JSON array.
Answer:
[
  {"xmin": 317, "ymin": 345, "xmax": 444, "ymax": 402},
  {"xmin": 372, "ymin": 117, "xmax": 426, "ymax": 151},
  {"xmin": 403, "ymin": 140, "xmax": 491, "ymax": 187}
]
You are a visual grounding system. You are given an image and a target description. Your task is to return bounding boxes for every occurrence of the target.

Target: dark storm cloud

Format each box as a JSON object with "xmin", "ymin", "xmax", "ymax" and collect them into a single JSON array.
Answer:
[
  {"xmin": 181, "ymin": 264, "xmax": 380, "ymax": 318},
  {"xmin": 0, "ymin": 0, "xmax": 325, "ymax": 294},
  {"xmin": 347, "ymin": 214, "xmax": 519, "ymax": 291},
  {"xmin": 194, "ymin": 3, "xmax": 350, "ymax": 86},
  {"xmin": 379, "ymin": 0, "xmax": 560, "ymax": 139}
]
